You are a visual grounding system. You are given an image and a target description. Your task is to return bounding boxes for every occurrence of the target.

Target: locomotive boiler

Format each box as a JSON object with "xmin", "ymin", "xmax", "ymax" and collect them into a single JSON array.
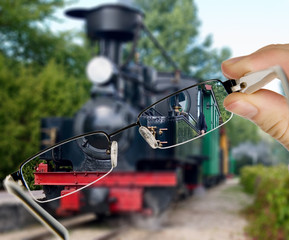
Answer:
[{"xmin": 37, "ymin": 3, "xmax": 231, "ymax": 217}]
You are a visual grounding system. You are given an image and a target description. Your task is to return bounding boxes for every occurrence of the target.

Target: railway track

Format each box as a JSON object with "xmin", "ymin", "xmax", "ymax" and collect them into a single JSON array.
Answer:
[
  {"xmin": 3, "ymin": 179, "xmax": 250, "ymax": 240},
  {"xmin": 1, "ymin": 213, "xmax": 127, "ymax": 240},
  {"xmin": 1, "ymin": 195, "xmax": 167, "ymax": 240},
  {"xmin": 92, "ymin": 227, "xmax": 128, "ymax": 240},
  {"xmin": 22, "ymin": 224, "xmax": 126, "ymax": 240}
]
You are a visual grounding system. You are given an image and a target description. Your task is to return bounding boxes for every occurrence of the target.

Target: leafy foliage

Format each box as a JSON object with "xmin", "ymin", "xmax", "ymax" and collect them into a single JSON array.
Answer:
[
  {"xmin": 0, "ymin": 0, "xmax": 65, "ymax": 60},
  {"xmin": 211, "ymin": 81, "xmax": 232, "ymax": 123},
  {"xmin": 0, "ymin": 0, "xmax": 92, "ymax": 184},
  {"xmin": 0, "ymin": 54, "xmax": 89, "ymax": 181},
  {"xmin": 0, "ymin": 0, "xmax": 90, "ymax": 76},
  {"xmin": 240, "ymin": 165, "xmax": 289, "ymax": 240}
]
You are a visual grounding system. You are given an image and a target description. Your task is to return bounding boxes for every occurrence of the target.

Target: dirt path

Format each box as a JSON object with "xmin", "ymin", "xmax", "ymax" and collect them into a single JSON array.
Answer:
[
  {"xmin": 106, "ymin": 178, "xmax": 253, "ymax": 240},
  {"xmin": 2, "ymin": 178, "xmax": 253, "ymax": 240}
]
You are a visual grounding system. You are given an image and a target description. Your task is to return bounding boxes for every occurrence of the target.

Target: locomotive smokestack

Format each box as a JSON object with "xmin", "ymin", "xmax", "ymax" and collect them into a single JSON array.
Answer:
[
  {"xmin": 66, "ymin": 4, "xmax": 144, "ymax": 65},
  {"xmin": 98, "ymin": 39, "xmax": 122, "ymax": 65}
]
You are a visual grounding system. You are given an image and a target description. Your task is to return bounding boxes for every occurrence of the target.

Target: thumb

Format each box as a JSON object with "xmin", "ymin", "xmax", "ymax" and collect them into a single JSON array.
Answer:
[{"xmin": 224, "ymin": 90, "xmax": 289, "ymax": 149}]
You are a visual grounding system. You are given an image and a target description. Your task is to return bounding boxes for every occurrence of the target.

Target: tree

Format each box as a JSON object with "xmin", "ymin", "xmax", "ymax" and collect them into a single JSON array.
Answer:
[
  {"xmin": 0, "ymin": 0, "xmax": 92, "ymax": 183},
  {"xmin": 135, "ymin": 0, "xmax": 231, "ymax": 79},
  {"xmin": 0, "ymin": 55, "xmax": 89, "ymax": 181},
  {"xmin": 0, "ymin": 0, "xmax": 90, "ymax": 76},
  {"xmin": 0, "ymin": 0, "xmax": 65, "ymax": 61}
]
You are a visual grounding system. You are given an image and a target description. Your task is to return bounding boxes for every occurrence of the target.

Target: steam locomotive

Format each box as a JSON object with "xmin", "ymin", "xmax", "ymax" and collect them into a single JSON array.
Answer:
[{"xmin": 38, "ymin": 3, "xmax": 232, "ymax": 217}]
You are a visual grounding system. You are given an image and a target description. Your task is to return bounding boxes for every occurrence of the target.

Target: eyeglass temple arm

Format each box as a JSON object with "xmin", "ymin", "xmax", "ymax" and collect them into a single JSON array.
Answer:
[
  {"xmin": 223, "ymin": 65, "xmax": 289, "ymax": 105},
  {"xmin": 3, "ymin": 175, "xmax": 69, "ymax": 240}
]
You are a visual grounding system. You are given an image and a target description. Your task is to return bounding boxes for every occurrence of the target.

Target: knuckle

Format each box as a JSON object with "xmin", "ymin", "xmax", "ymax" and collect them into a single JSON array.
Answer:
[
  {"xmin": 261, "ymin": 118, "xmax": 289, "ymax": 143},
  {"xmin": 245, "ymin": 45, "xmax": 289, "ymax": 73}
]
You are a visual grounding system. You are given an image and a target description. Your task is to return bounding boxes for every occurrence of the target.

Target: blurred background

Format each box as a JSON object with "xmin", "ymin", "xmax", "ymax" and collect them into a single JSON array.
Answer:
[{"xmin": 1, "ymin": 1, "xmax": 289, "ymax": 240}]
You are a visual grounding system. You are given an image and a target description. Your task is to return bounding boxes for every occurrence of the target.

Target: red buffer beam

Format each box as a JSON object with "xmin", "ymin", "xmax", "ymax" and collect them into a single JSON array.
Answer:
[{"xmin": 34, "ymin": 171, "xmax": 177, "ymax": 187}]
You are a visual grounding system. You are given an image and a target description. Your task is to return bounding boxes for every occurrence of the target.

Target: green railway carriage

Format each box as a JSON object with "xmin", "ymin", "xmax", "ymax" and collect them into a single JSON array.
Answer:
[
  {"xmin": 202, "ymin": 130, "xmax": 221, "ymax": 186},
  {"xmin": 202, "ymin": 84, "xmax": 221, "ymax": 131},
  {"xmin": 201, "ymin": 84, "xmax": 223, "ymax": 186}
]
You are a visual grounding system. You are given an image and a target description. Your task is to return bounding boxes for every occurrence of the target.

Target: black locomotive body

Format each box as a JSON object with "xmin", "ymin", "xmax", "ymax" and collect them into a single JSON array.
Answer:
[{"xmin": 37, "ymin": 3, "xmax": 230, "ymax": 216}]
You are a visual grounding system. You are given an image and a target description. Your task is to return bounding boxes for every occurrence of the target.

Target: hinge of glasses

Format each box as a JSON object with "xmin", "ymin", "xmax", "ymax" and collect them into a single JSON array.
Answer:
[
  {"xmin": 11, "ymin": 171, "xmax": 22, "ymax": 181},
  {"xmin": 222, "ymin": 79, "xmax": 238, "ymax": 94},
  {"xmin": 223, "ymin": 66, "xmax": 289, "ymax": 96},
  {"xmin": 10, "ymin": 171, "xmax": 24, "ymax": 186}
]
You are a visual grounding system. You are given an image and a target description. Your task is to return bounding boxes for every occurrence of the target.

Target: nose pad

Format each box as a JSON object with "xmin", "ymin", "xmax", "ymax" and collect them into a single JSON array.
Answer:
[
  {"xmin": 110, "ymin": 141, "xmax": 118, "ymax": 168},
  {"xmin": 139, "ymin": 126, "xmax": 159, "ymax": 149}
]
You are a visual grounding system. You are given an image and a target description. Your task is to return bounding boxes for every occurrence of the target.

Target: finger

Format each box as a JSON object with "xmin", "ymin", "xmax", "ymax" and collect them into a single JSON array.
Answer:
[
  {"xmin": 224, "ymin": 89, "xmax": 289, "ymax": 149},
  {"xmin": 222, "ymin": 44, "xmax": 289, "ymax": 79}
]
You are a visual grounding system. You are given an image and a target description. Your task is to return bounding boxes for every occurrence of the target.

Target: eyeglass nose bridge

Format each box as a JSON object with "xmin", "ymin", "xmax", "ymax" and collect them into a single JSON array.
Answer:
[
  {"xmin": 138, "ymin": 126, "xmax": 159, "ymax": 149},
  {"xmin": 110, "ymin": 141, "xmax": 118, "ymax": 167}
]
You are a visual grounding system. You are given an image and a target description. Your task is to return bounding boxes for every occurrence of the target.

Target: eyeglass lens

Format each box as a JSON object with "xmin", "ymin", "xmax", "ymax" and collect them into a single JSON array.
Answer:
[
  {"xmin": 139, "ymin": 80, "xmax": 232, "ymax": 148},
  {"xmin": 20, "ymin": 132, "xmax": 112, "ymax": 203}
]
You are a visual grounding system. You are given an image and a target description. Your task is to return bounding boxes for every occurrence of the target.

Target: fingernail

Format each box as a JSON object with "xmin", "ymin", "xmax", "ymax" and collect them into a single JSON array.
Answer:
[
  {"xmin": 223, "ymin": 56, "xmax": 244, "ymax": 65},
  {"xmin": 225, "ymin": 100, "xmax": 258, "ymax": 119}
]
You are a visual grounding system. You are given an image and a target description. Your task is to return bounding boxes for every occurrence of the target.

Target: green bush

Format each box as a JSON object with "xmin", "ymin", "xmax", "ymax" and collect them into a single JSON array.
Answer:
[
  {"xmin": 240, "ymin": 164, "xmax": 266, "ymax": 194},
  {"xmin": 0, "ymin": 54, "xmax": 90, "ymax": 183},
  {"xmin": 240, "ymin": 165, "xmax": 289, "ymax": 240}
]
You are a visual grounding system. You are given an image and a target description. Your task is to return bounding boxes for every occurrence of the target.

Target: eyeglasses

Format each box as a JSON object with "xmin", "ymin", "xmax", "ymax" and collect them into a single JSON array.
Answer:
[
  {"xmin": 6, "ymin": 79, "xmax": 233, "ymax": 204},
  {"xmin": 4, "ymin": 66, "xmax": 289, "ymax": 240}
]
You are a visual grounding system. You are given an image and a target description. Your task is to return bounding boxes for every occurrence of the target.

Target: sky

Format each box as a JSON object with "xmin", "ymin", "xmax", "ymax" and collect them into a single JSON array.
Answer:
[
  {"xmin": 51, "ymin": 0, "xmax": 289, "ymax": 57},
  {"xmin": 195, "ymin": 0, "xmax": 289, "ymax": 57},
  {"xmin": 195, "ymin": 0, "xmax": 289, "ymax": 92},
  {"xmin": 50, "ymin": 0, "xmax": 289, "ymax": 91}
]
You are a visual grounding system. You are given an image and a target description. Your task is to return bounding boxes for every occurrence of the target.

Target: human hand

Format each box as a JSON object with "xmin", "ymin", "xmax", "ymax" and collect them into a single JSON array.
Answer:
[{"xmin": 221, "ymin": 44, "xmax": 289, "ymax": 150}]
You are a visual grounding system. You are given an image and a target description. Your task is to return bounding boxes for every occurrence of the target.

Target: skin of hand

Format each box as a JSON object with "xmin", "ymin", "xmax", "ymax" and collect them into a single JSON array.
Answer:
[{"xmin": 221, "ymin": 44, "xmax": 289, "ymax": 150}]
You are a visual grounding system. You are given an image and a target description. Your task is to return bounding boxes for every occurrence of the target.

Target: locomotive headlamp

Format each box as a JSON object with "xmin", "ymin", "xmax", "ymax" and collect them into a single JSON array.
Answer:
[{"xmin": 86, "ymin": 56, "xmax": 115, "ymax": 85}]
